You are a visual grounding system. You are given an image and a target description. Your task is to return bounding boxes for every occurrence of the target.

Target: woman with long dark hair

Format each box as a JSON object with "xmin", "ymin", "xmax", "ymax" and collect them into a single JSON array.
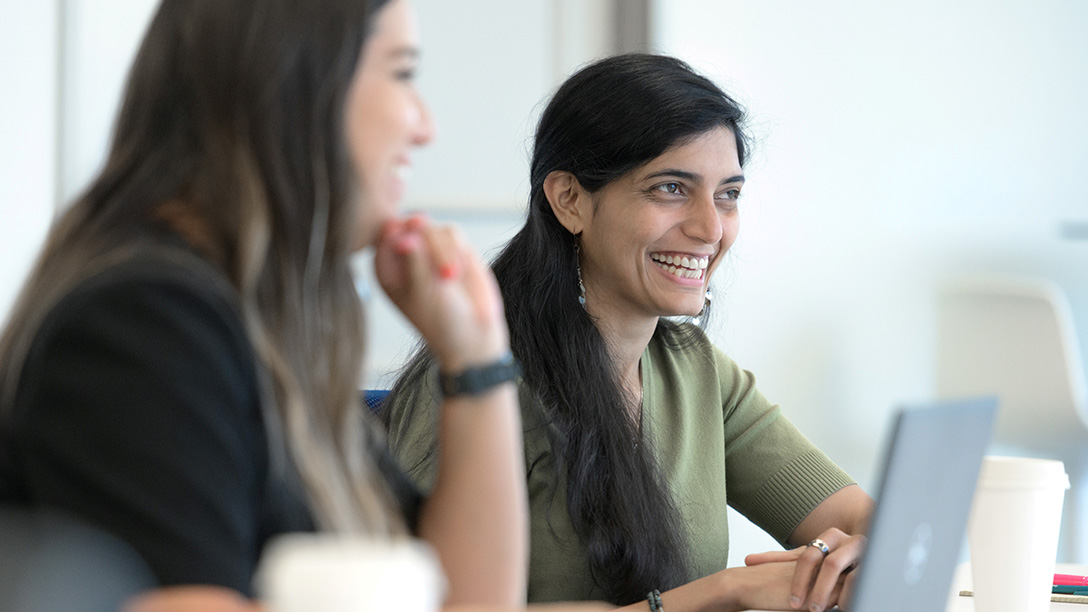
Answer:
[
  {"xmin": 0, "ymin": 1, "xmax": 550, "ymax": 610},
  {"xmin": 384, "ymin": 53, "xmax": 874, "ymax": 612}
]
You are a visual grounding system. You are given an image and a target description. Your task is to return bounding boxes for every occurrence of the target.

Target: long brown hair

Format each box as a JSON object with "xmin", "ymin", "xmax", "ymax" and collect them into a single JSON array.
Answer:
[{"xmin": 0, "ymin": 0, "xmax": 399, "ymax": 534}]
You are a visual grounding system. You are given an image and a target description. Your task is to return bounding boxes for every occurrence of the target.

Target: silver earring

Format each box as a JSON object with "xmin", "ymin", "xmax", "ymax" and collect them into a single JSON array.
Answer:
[
  {"xmin": 691, "ymin": 289, "xmax": 712, "ymax": 326},
  {"xmin": 575, "ymin": 242, "xmax": 586, "ymax": 309}
]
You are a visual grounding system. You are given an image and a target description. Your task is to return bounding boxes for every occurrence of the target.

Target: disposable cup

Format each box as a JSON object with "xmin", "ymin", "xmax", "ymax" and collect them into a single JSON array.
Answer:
[
  {"xmin": 255, "ymin": 535, "xmax": 446, "ymax": 612},
  {"xmin": 968, "ymin": 456, "xmax": 1070, "ymax": 612}
]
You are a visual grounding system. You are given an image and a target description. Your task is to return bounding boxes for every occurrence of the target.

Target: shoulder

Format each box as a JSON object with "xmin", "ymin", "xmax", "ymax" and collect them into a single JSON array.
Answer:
[
  {"xmin": 646, "ymin": 322, "xmax": 733, "ymax": 378},
  {"xmin": 48, "ymin": 250, "xmax": 242, "ymax": 338},
  {"xmin": 15, "ymin": 248, "xmax": 257, "ymax": 429},
  {"xmin": 39, "ymin": 250, "xmax": 247, "ymax": 362},
  {"xmin": 646, "ymin": 323, "xmax": 763, "ymax": 415}
]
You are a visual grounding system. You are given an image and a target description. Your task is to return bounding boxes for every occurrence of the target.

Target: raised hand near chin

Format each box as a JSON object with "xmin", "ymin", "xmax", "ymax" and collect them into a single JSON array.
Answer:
[{"xmin": 373, "ymin": 214, "xmax": 509, "ymax": 372}]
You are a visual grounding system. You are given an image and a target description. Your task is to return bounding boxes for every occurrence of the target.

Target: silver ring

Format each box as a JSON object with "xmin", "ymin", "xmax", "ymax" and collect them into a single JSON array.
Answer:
[{"xmin": 809, "ymin": 538, "xmax": 830, "ymax": 556}]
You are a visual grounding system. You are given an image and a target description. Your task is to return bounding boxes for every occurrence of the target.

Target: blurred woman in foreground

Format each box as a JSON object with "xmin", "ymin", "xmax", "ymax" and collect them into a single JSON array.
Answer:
[{"xmin": 0, "ymin": 1, "xmax": 555, "ymax": 610}]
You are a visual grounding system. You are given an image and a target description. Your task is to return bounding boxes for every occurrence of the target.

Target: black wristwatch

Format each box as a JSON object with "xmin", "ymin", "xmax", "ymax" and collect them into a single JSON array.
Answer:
[{"xmin": 439, "ymin": 352, "xmax": 521, "ymax": 398}]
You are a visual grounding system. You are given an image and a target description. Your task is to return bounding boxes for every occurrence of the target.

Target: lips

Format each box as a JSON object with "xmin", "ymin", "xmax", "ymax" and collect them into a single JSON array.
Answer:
[{"xmin": 650, "ymin": 253, "xmax": 709, "ymax": 280}]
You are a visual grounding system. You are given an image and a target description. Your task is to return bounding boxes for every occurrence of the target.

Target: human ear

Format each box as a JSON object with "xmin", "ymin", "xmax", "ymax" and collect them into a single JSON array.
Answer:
[{"xmin": 543, "ymin": 170, "xmax": 589, "ymax": 235}]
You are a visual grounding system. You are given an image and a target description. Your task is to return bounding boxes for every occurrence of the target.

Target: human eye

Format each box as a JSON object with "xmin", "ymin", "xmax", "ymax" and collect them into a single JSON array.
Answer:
[
  {"xmin": 715, "ymin": 187, "xmax": 742, "ymax": 210},
  {"xmin": 394, "ymin": 66, "xmax": 417, "ymax": 82},
  {"xmin": 717, "ymin": 187, "xmax": 742, "ymax": 201},
  {"xmin": 651, "ymin": 182, "xmax": 684, "ymax": 196}
]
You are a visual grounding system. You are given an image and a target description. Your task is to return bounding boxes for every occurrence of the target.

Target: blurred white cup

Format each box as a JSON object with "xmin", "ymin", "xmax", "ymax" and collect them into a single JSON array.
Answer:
[
  {"xmin": 255, "ymin": 534, "xmax": 446, "ymax": 612},
  {"xmin": 968, "ymin": 456, "xmax": 1070, "ymax": 612}
]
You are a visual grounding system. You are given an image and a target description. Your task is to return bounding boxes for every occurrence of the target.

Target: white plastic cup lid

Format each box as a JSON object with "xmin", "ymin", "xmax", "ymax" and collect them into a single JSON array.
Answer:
[
  {"xmin": 976, "ymin": 455, "xmax": 1070, "ymax": 490},
  {"xmin": 256, "ymin": 534, "xmax": 446, "ymax": 612}
]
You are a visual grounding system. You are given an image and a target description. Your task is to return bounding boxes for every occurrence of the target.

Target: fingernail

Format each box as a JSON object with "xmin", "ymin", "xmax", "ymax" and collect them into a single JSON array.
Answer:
[
  {"xmin": 809, "ymin": 604, "xmax": 822, "ymax": 612},
  {"xmin": 790, "ymin": 596, "xmax": 801, "ymax": 609}
]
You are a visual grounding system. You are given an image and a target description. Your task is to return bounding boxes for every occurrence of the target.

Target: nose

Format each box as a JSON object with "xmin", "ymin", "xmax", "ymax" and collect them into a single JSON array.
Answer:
[
  {"xmin": 682, "ymin": 192, "xmax": 724, "ymax": 245},
  {"xmin": 412, "ymin": 93, "xmax": 436, "ymax": 147}
]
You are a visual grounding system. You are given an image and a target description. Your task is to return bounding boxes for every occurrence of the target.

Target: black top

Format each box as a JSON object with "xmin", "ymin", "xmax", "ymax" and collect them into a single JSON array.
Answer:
[{"xmin": 0, "ymin": 248, "xmax": 421, "ymax": 596}]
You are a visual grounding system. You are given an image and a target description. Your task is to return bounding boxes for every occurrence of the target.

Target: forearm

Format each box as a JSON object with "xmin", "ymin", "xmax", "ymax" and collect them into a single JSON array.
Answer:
[
  {"xmin": 608, "ymin": 570, "xmax": 757, "ymax": 612},
  {"xmin": 419, "ymin": 383, "xmax": 528, "ymax": 608},
  {"xmin": 443, "ymin": 604, "xmax": 613, "ymax": 612},
  {"xmin": 786, "ymin": 484, "xmax": 874, "ymax": 547}
]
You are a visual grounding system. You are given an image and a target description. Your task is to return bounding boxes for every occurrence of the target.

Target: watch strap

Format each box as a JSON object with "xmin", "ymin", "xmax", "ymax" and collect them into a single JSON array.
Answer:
[{"xmin": 439, "ymin": 352, "xmax": 521, "ymax": 397}]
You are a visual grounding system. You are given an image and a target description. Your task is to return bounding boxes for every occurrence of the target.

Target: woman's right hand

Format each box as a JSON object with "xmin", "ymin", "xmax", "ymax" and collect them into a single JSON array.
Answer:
[{"xmin": 373, "ymin": 214, "xmax": 509, "ymax": 372}]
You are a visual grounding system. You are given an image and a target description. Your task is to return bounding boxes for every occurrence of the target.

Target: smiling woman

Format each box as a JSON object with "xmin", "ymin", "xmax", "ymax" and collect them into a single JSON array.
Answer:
[
  {"xmin": 383, "ymin": 53, "xmax": 875, "ymax": 612},
  {"xmin": 547, "ymin": 126, "xmax": 742, "ymax": 329}
]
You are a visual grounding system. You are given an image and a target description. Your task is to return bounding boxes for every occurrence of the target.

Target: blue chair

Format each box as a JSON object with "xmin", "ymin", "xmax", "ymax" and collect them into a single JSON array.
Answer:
[{"xmin": 363, "ymin": 389, "xmax": 390, "ymax": 413}]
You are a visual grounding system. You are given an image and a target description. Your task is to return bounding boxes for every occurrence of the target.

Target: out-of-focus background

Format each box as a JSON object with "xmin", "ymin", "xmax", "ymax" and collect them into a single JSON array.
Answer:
[{"xmin": 3, "ymin": 0, "xmax": 1086, "ymax": 565}]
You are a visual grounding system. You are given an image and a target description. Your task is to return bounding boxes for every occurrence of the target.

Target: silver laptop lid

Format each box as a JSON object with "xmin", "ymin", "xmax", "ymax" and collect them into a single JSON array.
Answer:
[{"xmin": 847, "ymin": 397, "xmax": 997, "ymax": 612}]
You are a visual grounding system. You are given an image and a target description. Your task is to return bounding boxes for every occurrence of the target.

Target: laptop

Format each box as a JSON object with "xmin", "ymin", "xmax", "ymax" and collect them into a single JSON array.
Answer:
[{"xmin": 839, "ymin": 396, "xmax": 997, "ymax": 612}]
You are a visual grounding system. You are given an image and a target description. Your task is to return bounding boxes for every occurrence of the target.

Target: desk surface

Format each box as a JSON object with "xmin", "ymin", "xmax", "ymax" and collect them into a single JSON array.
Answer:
[
  {"xmin": 943, "ymin": 563, "xmax": 1088, "ymax": 612},
  {"xmin": 747, "ymin": 563, "xmax": 1088, "ymax": 611}
]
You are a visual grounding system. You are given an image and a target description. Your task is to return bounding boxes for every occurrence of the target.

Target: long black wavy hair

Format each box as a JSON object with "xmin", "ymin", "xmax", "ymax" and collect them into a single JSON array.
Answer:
[{"xmin": 387, "ymin": 53, "xmax": 749, "ymax": 604}]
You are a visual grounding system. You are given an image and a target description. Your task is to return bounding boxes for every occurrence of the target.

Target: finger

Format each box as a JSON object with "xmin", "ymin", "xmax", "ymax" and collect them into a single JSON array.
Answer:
[
  {"xmin": 826, "ymin": 580, "xmax": 845, "ymax": 612},
  {"xmin": 380, "ymin": 222, "xmax": 437, "ymax": 303},
  {"xmin": 839, "ymin": 564, "xmax": 860, "ymax": 609},
  {"xmin": 373, "ymin": 223, "xmax": 421, "ymax": 299},
  {"xmin": 806, "ymin": 550, "xmax": 852, "ymax": 611},
  {"xmin": 422, "ymin": 224, "xmax": 462, "ymax": 279},
  {"xmin": 373, "ymin": 217, "xmax": 422, "ymax": 280},
  {"xmin": 454, "ymin": 237, "xmax": 503, "ymax": 324},
  {"xmin": 807, "ymin": 536, "xmax": 865, "ymax": 612},
  {"xmin": 379, "ymin": 214, "xmax": 426, "ymax": 253},
  {"xmin": 745, "ymin": 548, "xmax": 803, "ymax": 566},
  {"xmin": 789, "ymin": 544, "xmax": 827, "ymax": 609}
]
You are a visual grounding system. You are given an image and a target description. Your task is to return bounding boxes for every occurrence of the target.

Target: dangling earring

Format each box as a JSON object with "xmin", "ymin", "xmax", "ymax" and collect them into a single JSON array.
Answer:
[
  {"xmin": 575, "ymin": 241, "xmax": 586, "ymax": 309},
  {"xmin": 691, "ymin": 289, "xmax": 712, "ymax": 326}
]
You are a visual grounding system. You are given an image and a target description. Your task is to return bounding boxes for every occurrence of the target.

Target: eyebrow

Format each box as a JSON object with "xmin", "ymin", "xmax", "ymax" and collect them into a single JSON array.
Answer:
[
  {"xmin": 642, "ymin": 169, "xmax": 745, "ymax": 186},
  {"xmin": 386, "ymin": 46, "xmax": 420, "ymax": 60}
]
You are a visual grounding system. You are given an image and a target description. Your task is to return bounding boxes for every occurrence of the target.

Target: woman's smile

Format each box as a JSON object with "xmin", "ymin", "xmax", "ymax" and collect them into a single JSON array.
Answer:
[{"xmin": 650, "ymin": 252, "xmax": 710, "ymax": 282}]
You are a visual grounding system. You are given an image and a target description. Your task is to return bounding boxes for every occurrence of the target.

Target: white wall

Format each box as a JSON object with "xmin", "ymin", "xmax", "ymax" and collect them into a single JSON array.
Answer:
[
  {"xmin": 651, "ymin": 0, "xmax": 1088, "ymax": 563},
  {"xmin": 0, "ymin": 1, "xmax": 58, "ymax": 322},
  {"xmin": 59, "ymin": 0, "xmax": 159, "ymax": 204},
  {"xmin": 0, "ymin": 0, "xmax": 157, "ymax": 323}
]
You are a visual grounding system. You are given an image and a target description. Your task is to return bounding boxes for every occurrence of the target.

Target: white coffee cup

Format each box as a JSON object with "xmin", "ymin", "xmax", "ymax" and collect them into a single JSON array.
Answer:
[
  {"xmin": 968, "ymin": 456, "xmax": 1070, "ymax": 612},
  {"xmin": 255, "ymin": 534, "xmax": 446, "ymax": 612}
]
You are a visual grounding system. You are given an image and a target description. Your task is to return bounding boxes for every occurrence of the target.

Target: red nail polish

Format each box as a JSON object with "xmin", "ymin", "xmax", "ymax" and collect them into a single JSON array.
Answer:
[{"xmin": 440, "ymin": 264, "xmax": 457, "ymax": 279}]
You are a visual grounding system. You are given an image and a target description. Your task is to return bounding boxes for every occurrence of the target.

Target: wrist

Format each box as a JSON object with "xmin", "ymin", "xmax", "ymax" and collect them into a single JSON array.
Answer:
[
  {"xmin": 710, "ymin": 568, "xmax": 745, "ymax": 612},
  {"xmin": 435, "ymin": 343, "xmax": 509, "ymax": 375},
  {"xmin": 434, "ymin": 328, "xmax": 509, "ymax": 375},
  {"xmin": 438, "ymin": 351, "xmax": 521, "ymax": 398}
]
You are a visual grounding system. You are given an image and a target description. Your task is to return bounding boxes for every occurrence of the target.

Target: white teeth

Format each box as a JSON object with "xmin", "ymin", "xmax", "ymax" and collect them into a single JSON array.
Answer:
[
  {"xmin": 651, "ymin": 253, "xmax": 709, "ymax": 278},
  {"xmin": 656, "ymin": 260, "xmax": 704, "ymax": 280},
  {"xmin": 394, "ymin": 165, "xmax": 412, "ymax": 181}
]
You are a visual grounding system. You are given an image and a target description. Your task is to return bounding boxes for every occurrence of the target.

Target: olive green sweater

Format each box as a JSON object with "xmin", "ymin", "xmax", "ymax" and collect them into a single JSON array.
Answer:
[{"xmin": 384, "ymin": 330, "xmax": 854, "ymax": 602}]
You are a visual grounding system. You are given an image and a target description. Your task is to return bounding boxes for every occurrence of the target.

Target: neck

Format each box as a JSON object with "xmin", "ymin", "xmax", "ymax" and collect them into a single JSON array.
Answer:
[{"xmin": 587, "ymin": 306, "xmax": 656, "ymax": 412}]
